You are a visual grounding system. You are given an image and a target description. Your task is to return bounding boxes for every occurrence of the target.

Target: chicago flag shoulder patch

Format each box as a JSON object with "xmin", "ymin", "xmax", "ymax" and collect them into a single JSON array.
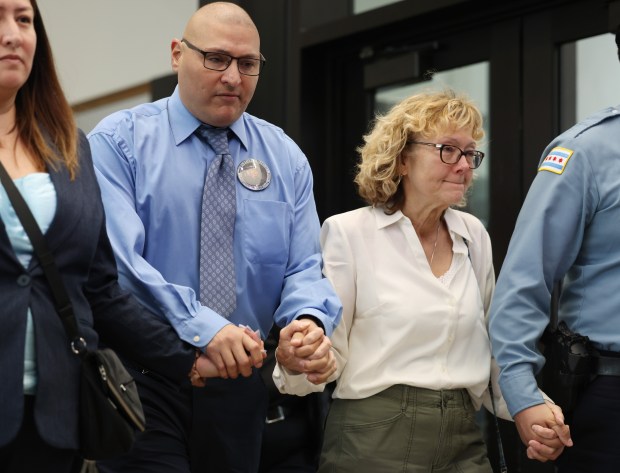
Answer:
[{"xmin": 538, "ymin": 146, "xmax": 574, "ymax": 174}]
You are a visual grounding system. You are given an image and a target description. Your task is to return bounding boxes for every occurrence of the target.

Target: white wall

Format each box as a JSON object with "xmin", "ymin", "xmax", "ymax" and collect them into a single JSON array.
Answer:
[
  {"xmin": 577, "ymin": 33, "xmax": 620, "ymax": 121},
  {"xmin": 38, "ymin": 0, "xmax": 197, "ymax": 105}
]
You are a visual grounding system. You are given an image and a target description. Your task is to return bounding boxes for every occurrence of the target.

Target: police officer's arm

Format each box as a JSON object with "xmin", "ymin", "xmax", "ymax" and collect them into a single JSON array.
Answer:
[{"xmin": 490, "ymin": 142, "xmax": 592, "ymax": 457}]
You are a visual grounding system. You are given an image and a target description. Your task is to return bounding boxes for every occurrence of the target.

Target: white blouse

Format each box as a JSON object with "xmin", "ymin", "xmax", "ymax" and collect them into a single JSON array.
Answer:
[{"xmin": 274, "ymin": 206, "xmax": 512, "ymax": 418}]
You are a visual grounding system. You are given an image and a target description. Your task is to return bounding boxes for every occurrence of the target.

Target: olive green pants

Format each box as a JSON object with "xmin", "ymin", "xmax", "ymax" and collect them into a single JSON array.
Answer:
[{"xmin": 318, "ymin": 385, "xmax": 492, "ymax": 473}]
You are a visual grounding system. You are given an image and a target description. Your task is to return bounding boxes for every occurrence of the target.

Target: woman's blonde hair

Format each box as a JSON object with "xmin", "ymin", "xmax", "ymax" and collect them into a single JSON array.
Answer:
[{"xmin": 354, "ymin": 88, "xmax": 484, "ymax": 213}]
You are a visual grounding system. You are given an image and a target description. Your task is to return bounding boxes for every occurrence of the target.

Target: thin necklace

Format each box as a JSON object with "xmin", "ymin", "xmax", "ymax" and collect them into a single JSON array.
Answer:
[{"xmin": 429, "ymin": 220, "xmax": 441, "ymax": 265}]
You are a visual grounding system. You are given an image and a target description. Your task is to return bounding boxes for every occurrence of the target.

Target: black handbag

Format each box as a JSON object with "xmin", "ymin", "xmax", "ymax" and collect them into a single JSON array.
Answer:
[{"xmin": 0, "ymin": 162, "xmax": 145, "ymax": 460}]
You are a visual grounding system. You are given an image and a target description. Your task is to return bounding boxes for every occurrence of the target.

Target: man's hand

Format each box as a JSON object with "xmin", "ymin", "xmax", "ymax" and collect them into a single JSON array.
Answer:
[
  {"xmin": 205, "ymin": 325, "xmax": 264, "ymax": 379},
  {"xmin": 276, "ymin": 318, "xmax": 336, "ymax": 384},
  {"xmin": 191, "ymin": 325, "xmax": 266, "ymax": 385},
  {"xmin": 514, "ymin": 402, "xmax": 573, "ymax": 462}
]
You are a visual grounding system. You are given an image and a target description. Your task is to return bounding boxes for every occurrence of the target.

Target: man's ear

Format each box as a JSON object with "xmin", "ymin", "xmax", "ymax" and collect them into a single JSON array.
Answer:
[{"xmin": 171, "ymin": 39, "xmax": 182, "ymax": 71}]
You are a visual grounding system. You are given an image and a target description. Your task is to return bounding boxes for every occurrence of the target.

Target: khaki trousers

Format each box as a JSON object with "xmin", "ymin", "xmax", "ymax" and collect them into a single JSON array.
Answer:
[{"xmin": 319, "ymin": 385, "xmax": 492, "ymax": 473}]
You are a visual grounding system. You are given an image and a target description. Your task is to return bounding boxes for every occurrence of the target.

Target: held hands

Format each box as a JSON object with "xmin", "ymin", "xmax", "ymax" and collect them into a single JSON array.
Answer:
[
  {"xmin": 202, "ymin": 324, "xmax": 266, "ymax": 381},
  {"xmin": 276, "ymin": 318, "xmax": 336, "ymax": 385},
  {"xmin": 514, "ymin": 402, "xmax": 573, "ymax": 462},
  {"xmin": 189, "ymin": 354, "xmax": 218, "ymax": 387},
  {"xmin": 190, "ymin": 346, "xmax": 261, "ymax": 387},
  {"xmin": 192, "ymin": 319, "xmax": 336, "ymax": 386}
]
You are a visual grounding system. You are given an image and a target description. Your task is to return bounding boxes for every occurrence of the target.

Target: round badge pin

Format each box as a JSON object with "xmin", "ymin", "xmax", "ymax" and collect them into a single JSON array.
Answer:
[{"xmin": 237, "ymin": 159, "xmax": 271, "ymax": 191}]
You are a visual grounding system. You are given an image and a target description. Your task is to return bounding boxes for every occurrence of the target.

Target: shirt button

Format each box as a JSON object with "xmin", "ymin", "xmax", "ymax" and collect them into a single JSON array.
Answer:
[
  {"xmin": 17, "ymin": 274, "xmax": 31, "ymax": 287},
  {"xmin": 193, "ymin": 335, "xmax": 201, "ymax": 343}
]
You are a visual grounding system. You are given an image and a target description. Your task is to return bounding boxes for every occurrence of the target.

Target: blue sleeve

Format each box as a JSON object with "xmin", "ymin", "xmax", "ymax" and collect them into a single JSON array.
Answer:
[
  {"xmin": 489, "ymin": 143, "xmax": 596, "ymax": 416},
  {"xmin": 88, "ymin": 126, "xmax": 229, "ymax": 349},
  {"xmin": 272, "ymin": 152, "xmax": 342, "ymax": 337},
  {"xmin": 68, "ymin": 131, "xmax": 194, "ymax": 382}
]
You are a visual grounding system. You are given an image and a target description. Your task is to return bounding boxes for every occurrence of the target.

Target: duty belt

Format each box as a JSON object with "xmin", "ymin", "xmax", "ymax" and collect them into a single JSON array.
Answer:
[{"xmin": 594, "ymin": 352, "xmax": 620, "ymax": 376}]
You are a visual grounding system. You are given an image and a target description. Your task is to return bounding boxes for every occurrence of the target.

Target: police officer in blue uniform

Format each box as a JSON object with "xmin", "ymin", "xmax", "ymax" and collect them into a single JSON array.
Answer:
[{"xmin": 489, "ymin": 31, "xmax": 620, "ymax": 473}]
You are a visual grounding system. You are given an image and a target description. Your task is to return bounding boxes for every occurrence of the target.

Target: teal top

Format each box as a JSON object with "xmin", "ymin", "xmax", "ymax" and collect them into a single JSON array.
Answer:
[{"xmin": 0, "ymin": 173, "xmax": 56, "ymax": 395}]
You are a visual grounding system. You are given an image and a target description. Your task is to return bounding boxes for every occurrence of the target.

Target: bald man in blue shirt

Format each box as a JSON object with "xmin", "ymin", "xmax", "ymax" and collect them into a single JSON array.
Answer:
[{"xmin": 88, "ymin": 3, "xmax": 341, "ymax": 472}]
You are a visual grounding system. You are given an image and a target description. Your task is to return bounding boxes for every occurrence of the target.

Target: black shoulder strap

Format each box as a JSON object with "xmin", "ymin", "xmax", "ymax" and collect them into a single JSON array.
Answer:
[{"xmin": 463, "ymin": 237, "xmax": 507, "ymax": 472}]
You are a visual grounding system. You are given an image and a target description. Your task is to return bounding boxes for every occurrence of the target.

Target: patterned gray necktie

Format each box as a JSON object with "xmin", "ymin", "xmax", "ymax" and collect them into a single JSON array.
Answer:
[{"xmin": 195, "ymin": 126, "xmax": 237, "ymax": 317}]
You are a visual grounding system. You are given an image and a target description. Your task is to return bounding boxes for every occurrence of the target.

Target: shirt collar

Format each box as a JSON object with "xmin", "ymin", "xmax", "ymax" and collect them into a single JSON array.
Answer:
[
  {"xmin": 168, "ymin": 86, "xmax": 201, "ymax": 145},
  {"xmin": 443, "ymin": 208, "xmax": 473, "ymax": 256},
  {"xmin": 373, "ymin": 206, "xmax": 403, "ymax": 229},
  {"xmin": 167, "ymin": 86, "xmax": 249, "ymax": 150},
  {"xmin": 228, "ymin": 118, "xmax": 249, "ymax": 150},
  {"xmin": 374, "ymin": 206, "xmax": 473, "ymax": 254}
]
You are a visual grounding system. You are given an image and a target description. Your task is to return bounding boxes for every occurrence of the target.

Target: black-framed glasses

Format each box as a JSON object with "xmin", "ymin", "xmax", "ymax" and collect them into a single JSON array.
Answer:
[
  {"xmin": 182, "ymin": 38, "xmax": 266, "ymax": 76},
  {"xmin": 408, "ymin": 141, "xmax": 485, "ymax": 169}
]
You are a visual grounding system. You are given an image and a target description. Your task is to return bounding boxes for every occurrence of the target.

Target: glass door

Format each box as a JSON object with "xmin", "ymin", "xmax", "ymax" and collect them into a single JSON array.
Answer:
[{"xmin": 564, "ymin": 33, "xmax": 620, "ymax": 127}]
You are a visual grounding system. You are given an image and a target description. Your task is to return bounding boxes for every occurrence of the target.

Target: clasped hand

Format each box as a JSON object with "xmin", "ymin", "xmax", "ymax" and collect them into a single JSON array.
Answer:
[
  {"xmin": 516, "ymin": 402, "xmax": 573, "ymax": 462},
  {"xmin": 189, "ymin": 318, "xmax": 336, "ymax": 387},
  {"xmin": 190, "ymin": 324, "xmax": 266, "ymax": 386},
  {"xmin": 275, "ymin": 318, "xmax": 337, "ymax": 384}
]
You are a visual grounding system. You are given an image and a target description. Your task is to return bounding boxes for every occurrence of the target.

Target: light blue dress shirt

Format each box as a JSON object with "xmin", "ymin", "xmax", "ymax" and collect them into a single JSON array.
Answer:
[
  {"xmin": 0, "ymin": 173, "xmax": 56, "ymax": 394},
  {"xmin": 88, "ymin": 87, "xmax": 341, "ymax": 347},
  {"xmin": 489, "ymin": 106, "xmax": 620, "ymax": 416}
]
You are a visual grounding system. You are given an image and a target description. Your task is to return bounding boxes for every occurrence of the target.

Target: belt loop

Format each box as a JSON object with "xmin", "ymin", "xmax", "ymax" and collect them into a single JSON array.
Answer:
[
  {"xmin": 401, "ymin": 385, "xmax": 408, "ymax": 411},
  {"xmin": 460, "ymin": 389, "xmax": 466, "ymax": 410}
]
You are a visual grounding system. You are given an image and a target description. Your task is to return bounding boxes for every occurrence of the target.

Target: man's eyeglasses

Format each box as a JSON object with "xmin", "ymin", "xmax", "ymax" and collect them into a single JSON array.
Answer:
[
  {"xmin": 182, "ymin": 38, "xmax": 266, "ymax": 76},
  {"xmin": 407, "ymin": 141, "xmax": 485, "ymax": 169}
]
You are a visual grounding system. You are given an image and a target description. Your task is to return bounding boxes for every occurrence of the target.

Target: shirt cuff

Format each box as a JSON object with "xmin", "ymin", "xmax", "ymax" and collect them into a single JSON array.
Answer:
[
  {"xmin": 294, "ymin": 308, "xmax": 334, "ymax": 336},
  {"xmin": 501, "ymin": 371, "xmax": 546, "ymax": 417},
  {"xmin": 272, "ymin": 361, "xmax": 326, "ymax": 396},
  {"xmin": 176, "ymin": 307, "xmax": 230, "ymax": 349}
]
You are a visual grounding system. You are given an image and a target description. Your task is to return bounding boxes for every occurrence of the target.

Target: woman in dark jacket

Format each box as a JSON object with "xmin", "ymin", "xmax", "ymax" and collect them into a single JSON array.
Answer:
[{"xmin": 0, "ymin": 1, "xmax": 200, "ymax": 471}]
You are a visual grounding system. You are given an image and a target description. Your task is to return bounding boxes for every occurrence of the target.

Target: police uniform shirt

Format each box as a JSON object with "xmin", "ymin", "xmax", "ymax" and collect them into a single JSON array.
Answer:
[{"xmin": 489, "ymin": 106, "xmax": 620, "ymax": 417}]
